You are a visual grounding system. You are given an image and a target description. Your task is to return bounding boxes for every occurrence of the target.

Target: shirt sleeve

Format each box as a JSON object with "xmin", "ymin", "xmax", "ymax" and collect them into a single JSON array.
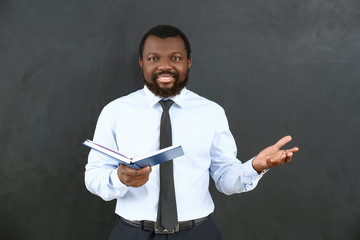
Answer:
[
  {"xmin": 209, "ymin": 108, "xmax": 266, "ymax": 195},
  {"xmin": 84, "ymin": 105, "xmax": 129, "ymax": 201}
]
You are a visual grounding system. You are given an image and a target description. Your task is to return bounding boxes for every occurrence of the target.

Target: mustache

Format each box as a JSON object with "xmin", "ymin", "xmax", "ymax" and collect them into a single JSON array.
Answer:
[{"xmin": 153, "ymin": 70, "xmax": 179, "ymax": 78}]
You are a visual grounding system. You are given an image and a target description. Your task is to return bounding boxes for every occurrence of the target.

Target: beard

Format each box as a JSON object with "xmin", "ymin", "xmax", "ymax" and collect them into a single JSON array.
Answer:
[{"xmin": 143, "ymin": 69, "xmax": 189, "ymax": 98}]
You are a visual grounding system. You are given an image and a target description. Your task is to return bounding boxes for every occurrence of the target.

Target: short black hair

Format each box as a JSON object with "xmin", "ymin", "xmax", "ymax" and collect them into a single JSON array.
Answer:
[{"xmin": 138, "ymin": 25, "xmax": 191, "ymax": 59}]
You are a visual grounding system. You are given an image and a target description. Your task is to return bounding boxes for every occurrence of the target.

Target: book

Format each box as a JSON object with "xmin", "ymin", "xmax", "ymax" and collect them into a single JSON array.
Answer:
[{"xmin": 83, "ymin": 139, "xmax": 184, "ymax": 169}]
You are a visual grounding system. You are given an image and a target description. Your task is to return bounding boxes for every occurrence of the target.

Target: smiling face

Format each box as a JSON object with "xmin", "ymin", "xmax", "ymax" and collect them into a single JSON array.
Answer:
[{"xmin": 139, "ymin": 35, "xmax": 192, "ymax": 98}]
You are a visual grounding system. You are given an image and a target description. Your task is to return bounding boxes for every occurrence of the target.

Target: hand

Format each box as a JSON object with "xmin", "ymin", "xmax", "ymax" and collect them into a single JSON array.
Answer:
[
  {"xmin": 252, "ymin": 135, "xmax": 299, "ymax": 173},
  {"xmin": 117, "ymin": 164, "xmax": 152, "ymax": 187}
]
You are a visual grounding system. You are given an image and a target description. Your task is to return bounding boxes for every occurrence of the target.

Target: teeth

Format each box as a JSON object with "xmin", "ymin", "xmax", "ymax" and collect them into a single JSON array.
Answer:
[{"xmin": 157, "ymin": 76, "xmax": 174, "ymax": 83}]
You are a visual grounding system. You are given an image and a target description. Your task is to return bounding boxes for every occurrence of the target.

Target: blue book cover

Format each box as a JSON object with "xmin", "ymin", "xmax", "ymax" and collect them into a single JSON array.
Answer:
[{"xmin": 83, "ymin": 139, "xmax": 184, "ymax": 169}]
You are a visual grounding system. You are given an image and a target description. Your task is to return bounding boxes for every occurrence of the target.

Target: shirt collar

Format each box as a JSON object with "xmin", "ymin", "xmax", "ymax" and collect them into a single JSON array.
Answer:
[{"xmin": 143, "ymin": 85, "xmax": 187, "ymax": 108}]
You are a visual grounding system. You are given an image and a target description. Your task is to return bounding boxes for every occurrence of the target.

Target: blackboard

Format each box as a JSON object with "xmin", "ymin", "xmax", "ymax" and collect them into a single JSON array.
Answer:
[{"xmin": 1, "ymin": 0, "xmax": 359, "ymax": 239}]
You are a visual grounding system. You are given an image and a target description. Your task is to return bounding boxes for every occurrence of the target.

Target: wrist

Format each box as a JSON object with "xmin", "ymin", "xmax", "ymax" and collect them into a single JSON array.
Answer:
[{"xmin": 252, "ymin": 156, "xmax": 268, "ymax": 174}]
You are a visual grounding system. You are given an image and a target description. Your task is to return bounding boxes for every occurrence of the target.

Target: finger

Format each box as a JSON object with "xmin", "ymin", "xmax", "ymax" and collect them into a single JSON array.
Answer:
[
  {"xmin": 288, "ymin": 147, "xmax": 299, "ymax": 153},
  {"xmin": 118, "ymin": 165, "xmax": 151, "ymax": 187},
  {"xmin": 132, "ymin": 178, "xmax": 149, "ymax": 188},
  {"xmin": 270, "ymin": 149, "xmax": 287, "ymax": 165},
  {"xmin": 128, "ymin": 165, "xmax": 150, "ymax": 174},
  {"xmin": 138, "ymin": 166, "xmax": 152, "ymax": 177},
  {"xmin": 119, "ymin": 165, "xmax": 148, "ymax": 178},
  {"xmin": 284, "ymin": 151, "xmax": 293, "ymax": 163},
  {"xmin": 143, "ymin": 166, "xmax": 152, "ymax": 173},
  {"xmin": 119, "ymin": 164, "xmax": 137, "ymax": 175},
  {"xmin": 274, "ymin": 135, "xmax": 292, "ymax": 149}
]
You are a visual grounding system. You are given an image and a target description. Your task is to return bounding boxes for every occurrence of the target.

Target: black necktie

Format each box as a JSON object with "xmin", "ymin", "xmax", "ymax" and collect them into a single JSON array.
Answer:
[{"xmin": 156, "ymin": 99, "xmax": 178, "ymax": 232}]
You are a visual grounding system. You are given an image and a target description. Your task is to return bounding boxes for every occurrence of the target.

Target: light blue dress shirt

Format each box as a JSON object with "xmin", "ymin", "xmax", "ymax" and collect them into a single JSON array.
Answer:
[{"xmin": 85, "ymin": 86, "xmax": 264, "ymax": 221}]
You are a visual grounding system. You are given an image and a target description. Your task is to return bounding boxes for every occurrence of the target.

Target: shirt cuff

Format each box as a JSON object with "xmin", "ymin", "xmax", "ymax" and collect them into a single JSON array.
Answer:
[{"xmin": 110, "ymin": 168, "xmax": 129, "ymax": 191}]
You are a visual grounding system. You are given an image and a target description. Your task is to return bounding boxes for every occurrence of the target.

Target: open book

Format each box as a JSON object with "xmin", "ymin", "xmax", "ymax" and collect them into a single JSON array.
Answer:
[{"xmin": 83, "ymin": 139, "xmax": 184, "ymax": 169}]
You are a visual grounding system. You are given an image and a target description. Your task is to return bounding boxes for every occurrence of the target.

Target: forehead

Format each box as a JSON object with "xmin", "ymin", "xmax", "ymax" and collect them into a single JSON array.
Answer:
[{"xmin": 143, "ymin": 35, "xmax": 187, "ymax": 55}]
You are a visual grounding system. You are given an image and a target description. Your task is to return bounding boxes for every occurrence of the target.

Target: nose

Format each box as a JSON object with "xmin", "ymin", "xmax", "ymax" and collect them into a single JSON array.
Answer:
[{"xmin": 158, "ymin": 58, "xmax": 172, "ymax": 70}]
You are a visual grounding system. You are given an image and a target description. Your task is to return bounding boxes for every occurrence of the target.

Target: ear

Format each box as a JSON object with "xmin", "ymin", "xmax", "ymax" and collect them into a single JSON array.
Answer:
[
  {"xmin": 139, "ymin": 57, "xmax": 143, "ymax": 68},
  {"xmin": 187, "ymin": 57, "xmax": 192, "ymax": 68}
]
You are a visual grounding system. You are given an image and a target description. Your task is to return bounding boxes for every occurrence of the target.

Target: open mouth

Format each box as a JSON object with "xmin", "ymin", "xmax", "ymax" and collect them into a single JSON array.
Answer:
[{"xmin": 157, "ymin": 75, "xmax": 175, "ymax": 84}]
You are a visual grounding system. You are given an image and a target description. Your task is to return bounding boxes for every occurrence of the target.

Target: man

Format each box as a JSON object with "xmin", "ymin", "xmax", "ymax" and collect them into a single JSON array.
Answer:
[{"xmin": 85, "ymin": 25, "xmax": 299, "ymax": 240}]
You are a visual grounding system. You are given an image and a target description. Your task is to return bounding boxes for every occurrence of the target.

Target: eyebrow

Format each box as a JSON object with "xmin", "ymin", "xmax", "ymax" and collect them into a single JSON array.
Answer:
[{"xmin": 145, "ymin": 51, "xmax": 184, "ymax": 56}]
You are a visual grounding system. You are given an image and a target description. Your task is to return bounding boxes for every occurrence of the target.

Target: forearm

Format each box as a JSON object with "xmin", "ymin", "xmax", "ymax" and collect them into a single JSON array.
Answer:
[{"xmin": 213, "ymin": 158, "xmax": 264, "ymax": 195}]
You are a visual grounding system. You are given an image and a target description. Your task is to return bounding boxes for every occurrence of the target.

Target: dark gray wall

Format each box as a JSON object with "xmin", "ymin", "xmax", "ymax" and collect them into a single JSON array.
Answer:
[{"xmin": 1, "ymin": 0, "xmax": 359, "ymax": 239}]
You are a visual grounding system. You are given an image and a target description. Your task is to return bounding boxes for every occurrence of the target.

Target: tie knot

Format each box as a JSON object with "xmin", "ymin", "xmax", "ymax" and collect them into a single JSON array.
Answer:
[{"xmin": 160, "ymin": 99, "xmax": 174, "ymax": 111}]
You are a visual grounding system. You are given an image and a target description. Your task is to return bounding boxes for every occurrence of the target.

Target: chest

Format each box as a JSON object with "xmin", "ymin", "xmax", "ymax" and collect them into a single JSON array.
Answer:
[{"xmin": 113, "ymin": 106, "xmax": 217, "ymax": 159}]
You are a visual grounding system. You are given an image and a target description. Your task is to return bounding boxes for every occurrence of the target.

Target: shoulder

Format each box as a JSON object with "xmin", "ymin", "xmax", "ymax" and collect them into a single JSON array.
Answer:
[
  {"xmin": 100, "ymin": 89, "xmax": 146, "ymax": 117},
  {"xmin": 105, "ymin": 89, "xmax": 146, "ymax": 109},
  {"xmin": 184, "ymin": 89, "xmax": 225, "ymax": 114}
]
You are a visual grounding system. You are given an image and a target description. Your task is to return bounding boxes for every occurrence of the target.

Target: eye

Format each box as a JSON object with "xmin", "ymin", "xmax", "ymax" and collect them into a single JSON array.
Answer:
[
  {"xmin": 172, "ymin": 56, "xmax": 181, "ymax": 61},
  {"xmin": 148, "ymin": 57, "xmax": 158, "ymax": 62}
]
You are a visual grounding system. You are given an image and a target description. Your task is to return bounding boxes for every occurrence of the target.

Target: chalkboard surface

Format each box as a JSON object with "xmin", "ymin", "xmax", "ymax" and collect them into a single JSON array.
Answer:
[{"xmin": 1, "ymin": 1, "xmax": 359, "ymax": 239}]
